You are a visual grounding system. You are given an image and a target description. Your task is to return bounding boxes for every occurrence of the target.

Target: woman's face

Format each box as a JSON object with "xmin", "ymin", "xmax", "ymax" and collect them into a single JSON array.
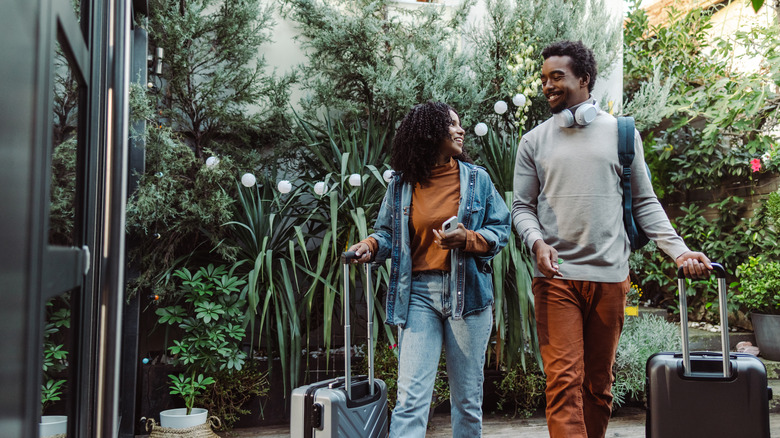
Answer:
[{"xmin": 437, "ymin": 110, "xmax": 465, "ymax": 164}]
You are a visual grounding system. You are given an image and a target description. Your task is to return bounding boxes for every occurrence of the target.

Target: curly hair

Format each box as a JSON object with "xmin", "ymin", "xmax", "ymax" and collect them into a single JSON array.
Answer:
[
  {"xmin": 542, "ymin": 40, "xmax": 598, "ymax": 93},
  {"xmin": 391, "ymin": 101, "xmax": 473, "ymax": 186}
]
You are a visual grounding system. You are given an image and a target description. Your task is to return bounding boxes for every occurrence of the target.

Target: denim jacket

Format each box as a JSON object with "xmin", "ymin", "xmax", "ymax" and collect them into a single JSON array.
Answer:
[{"xmin": 369, "ymin": 160, "xmax": 511, "ymax": 327}]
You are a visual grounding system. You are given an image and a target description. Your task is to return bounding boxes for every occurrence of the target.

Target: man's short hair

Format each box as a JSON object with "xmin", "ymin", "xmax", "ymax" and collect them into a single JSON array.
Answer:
[{"xmin": 542, "ymin": 41, "xmax": 597, "ymax": 93}]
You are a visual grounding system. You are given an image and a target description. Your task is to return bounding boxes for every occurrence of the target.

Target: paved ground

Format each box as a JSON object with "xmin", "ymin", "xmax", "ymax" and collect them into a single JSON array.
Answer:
[
  {"xmin": 137, "ymin": 353, "xmax": 780, "ymax": 437},
  {"xmin": 210, "ymin": 407, "xmax": 780, "ymax": 437}
]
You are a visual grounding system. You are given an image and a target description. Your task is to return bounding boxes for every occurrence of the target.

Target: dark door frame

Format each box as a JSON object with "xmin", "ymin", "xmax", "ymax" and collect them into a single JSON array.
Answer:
[{"xmin": 0, "ymin": 0, "xmax": 141, "ymax": 436}]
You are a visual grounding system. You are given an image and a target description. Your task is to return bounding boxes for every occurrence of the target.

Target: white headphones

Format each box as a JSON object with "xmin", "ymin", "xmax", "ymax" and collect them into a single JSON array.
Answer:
[{"xmin": 555, "ymin": 100, "xmax": 599, "ymax": 127}]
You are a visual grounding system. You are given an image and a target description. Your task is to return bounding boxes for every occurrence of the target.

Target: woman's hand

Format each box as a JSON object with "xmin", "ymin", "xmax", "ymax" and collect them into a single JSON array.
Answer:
[
  {"xmin": 346, "ymin": 242, "xmax": 372, "ymax": 264},
  {"xmin": 433, "ymin": 223, "xmax": 467, "ymax": 250}
]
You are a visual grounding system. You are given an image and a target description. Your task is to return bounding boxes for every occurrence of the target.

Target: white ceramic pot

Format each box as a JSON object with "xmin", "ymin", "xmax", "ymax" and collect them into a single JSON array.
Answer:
[
  {"xmin": 39, "ymin": 415, "xmax": 67, "ymax": 437},
  {"xmin": 159, "ymin": 408, "xmax": 208, "ymax": 429}
]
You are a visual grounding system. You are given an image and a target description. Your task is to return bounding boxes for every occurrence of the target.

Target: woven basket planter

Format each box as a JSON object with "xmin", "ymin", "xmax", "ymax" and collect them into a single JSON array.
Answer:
[{"xmin": 144, "ymin": 416, "xmax": 221, "ymax": 438}]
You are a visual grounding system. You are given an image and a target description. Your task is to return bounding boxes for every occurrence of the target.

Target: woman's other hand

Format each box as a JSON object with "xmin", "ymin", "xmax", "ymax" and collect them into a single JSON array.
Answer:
[
  {"xmin": 433, "ymin": 223, "xmax": 467, "ymax": 250},
  {"xmin": 346, "ymin": 242, "xmax": 373, "ymax": 264}
]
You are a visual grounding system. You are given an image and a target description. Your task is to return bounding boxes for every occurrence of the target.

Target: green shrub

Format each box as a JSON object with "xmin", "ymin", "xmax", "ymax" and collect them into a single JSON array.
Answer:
[
  {"xmin": 632, "ymin": 197, "xmax": 779, "ymax": 321},
  {"xmin": 364, "ymin": 343, "xmax": 399, "ymax": 412},
  {"xmin": 735, "ymin": 256, "xmax": 780, "ymax": 315},
  {"xmin": 158, "ymin": 264, "xmax": 248, "ymax": 373},
  {"xmin": 194, "ymin": 360, "xmax": 269, "ymax": 430},
  {"xmin": 623, "ymin": 0, "xmax": 780, "ymax": 315},
  {"xmin": 613, "ymin": 314, "xmax": 682, "ymax": 407},
  {"xmin": 156, "ymin": 264, "xmax": 248, "ymax": 413},
  {"xmin": 148, "ymin": 0, "xmax": 293, "ymax": 157},
  {"xmin": 766, "ymin": 190, "xmax": 780, "ymax": 228},
  {"xmin": 495, "ymin": 359, "xmax": 546, "ymax": 418},
  {"xmin": 41, "ymin": 296, "xmax": 70, "ymax": 415}
]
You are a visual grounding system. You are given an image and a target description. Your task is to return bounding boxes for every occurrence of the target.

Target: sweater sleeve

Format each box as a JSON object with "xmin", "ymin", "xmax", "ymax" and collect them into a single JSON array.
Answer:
[
  {"xmin": 512, "ymin": 135, "xmax": 544, "ymax": 252},
  {"xmin": 630, "ymin": 130, "xmax": 690, "ymax": 259}
]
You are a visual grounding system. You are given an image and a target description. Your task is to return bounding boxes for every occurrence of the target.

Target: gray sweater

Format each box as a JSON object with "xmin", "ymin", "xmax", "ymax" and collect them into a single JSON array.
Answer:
[{"xmin": 512, "ymin": 110, "xmax": 689, "ymax": 282}]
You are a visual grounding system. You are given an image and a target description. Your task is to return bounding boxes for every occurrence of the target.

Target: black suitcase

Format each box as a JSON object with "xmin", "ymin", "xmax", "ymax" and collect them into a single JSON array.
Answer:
[
  {"xmin": 290, "ymin": 251, "xmax": 389, "ymax": 438},
  {"xmin": 646, "ymin": 263, "xmax": 772, "ymax": 438}
]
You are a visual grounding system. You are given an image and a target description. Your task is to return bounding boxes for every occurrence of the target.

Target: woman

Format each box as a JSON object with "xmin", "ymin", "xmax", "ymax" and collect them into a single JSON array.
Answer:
[{"xmin": 348, "ymin": 101, "xmax": 510, "ymax": 437}]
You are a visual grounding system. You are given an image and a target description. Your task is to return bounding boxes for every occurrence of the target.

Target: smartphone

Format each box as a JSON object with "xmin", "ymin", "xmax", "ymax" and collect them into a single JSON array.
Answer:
[{"xmin": 441, "ymin": 216, "xmax": 458, "ymax": 235}]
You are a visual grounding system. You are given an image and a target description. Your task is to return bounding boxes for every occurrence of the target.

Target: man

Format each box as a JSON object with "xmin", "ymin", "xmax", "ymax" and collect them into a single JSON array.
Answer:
[{"xmin": 511, "ymin": 40, "xmax": 711, "ymax": 438}]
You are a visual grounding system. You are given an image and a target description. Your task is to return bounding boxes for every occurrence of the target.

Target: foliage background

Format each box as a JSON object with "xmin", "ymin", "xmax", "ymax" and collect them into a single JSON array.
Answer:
[
  {"xmin": 41, "ymin": 0, "xmax": 774, "ymax": 423},
  {"xmin": 622, "ymin": 0, "xmax": 780, "ymax": 320}
]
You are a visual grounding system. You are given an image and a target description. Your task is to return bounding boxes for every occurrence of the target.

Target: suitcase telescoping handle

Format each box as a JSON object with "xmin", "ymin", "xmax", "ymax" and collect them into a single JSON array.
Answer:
[
  {"xmin": 341, "ymin": 251, "xmax": 376, "ymax": 400},
  {"xmin": 677, "ymin": 262, "xmax": 728, "ymax": 377}
]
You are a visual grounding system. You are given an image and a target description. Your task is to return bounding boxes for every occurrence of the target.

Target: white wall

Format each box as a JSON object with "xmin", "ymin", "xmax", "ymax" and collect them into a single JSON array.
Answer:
[
  {"xmin": 263, "ymin": 6, "xmax": 309, "ymax": 112},
  {"xmin": 593, "ymin": 2, "xmax": 626, "ymax": 113},
  {"xmin": 707, "ymin": 1, "xmax": 777, "ymax": 73}
]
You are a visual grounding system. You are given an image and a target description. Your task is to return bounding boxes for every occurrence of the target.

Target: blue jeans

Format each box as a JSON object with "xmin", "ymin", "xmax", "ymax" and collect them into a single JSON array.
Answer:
[{"xmin": 389, "ymin": 270, "xmax": 493, "ymax": 438}]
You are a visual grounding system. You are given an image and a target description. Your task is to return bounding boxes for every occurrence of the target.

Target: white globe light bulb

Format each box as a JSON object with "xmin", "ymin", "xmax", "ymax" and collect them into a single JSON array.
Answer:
[
  {"xmin": 314, "ymin": 181, "xmax": 328, "ymax": 195},
  {"xmin": 382, "ymin": 169, "xmax": 394, "ymax": 183},
  {"xmin": 512, "ymin": 93, "xmax": 527, "ymax": 107},
  {"xmin": 205, "ymin": 156, "xmax": 219, "ymax": 168},
  {"xmin": 348, "ymin": 173, "xmax": 362, "ymax": 187},
  {"xmin": 241, "ymin": 173, "xmax": 256, "ymax": 187},
  {"xmin": 494, "ymin": 100, "xmax": 508, "ymax": 115},
  {"xmin": 474, "ymin": 122, "xmax": 488, "ymax": 137},
  {"xmin": 277, "ymin": 180, "xmax": 292, "ymax": 194}
]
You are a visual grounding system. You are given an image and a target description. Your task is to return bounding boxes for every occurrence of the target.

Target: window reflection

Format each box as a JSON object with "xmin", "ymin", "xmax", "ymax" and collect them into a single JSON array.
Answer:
[
  {"xmin": 40, "ymin": 293, "xmax": 71, "ymax": 437},
  {"xmin": 49, "ymin": 39, "xmax": 79, "ymax": 247},
  {"xmin": 42, "ymin": 36, "xmax": 80, "ymax": 437}
]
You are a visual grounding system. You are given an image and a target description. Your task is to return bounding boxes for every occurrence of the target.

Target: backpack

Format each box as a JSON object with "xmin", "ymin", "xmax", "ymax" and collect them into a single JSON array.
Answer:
[{"xmin": 618, "ymin": 116, "xmax": 651, "ymax": 251}]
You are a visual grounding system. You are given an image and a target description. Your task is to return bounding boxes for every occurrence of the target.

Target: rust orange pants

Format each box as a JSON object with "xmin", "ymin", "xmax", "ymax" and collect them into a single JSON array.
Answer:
[{"xmin": 533, "ymin": 277, "xmax": 629, "ymax": 438}]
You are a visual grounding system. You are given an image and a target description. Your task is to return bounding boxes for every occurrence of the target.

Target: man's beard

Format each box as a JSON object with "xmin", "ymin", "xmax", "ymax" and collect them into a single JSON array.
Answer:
[{"xmin": 549, "ymin": 101, "xmax": 567, "ymax": 114}]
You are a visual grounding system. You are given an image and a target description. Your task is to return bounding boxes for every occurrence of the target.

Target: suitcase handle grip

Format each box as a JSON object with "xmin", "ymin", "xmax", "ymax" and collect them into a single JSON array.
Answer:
[
  {"xmin": 677, "ymin": 262, "xmax": 730, "ymax": 378},
  {"xmin": 677, "ymin": 262, "xmax": 725, "ymax": 279},
  {"xmin": 341, "ymin": 251, "xmax": 358, "ymax": 264}
]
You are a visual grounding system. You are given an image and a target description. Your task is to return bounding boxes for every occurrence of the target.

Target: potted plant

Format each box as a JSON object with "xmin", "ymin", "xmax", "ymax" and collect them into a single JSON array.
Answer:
[
  {"xmin": 154, "ymin": 263, "xmax": 248, "ymax": 430},
  {"xmin": 40, "ymin": 378, "xmax": 67, "ymax": 437},
  {"xmin": 735, "ymin": 255, "xmax": 780, "ymax": 360},
  {"xmin": 40, "ymin": 298, "xmax": 69, "ymax": 438},
  {"xmin": 159, "ymin": 372, "xmax": 216, "ymax": 428},
  {"xmin": 625, "ymin": 282, "xmax": 643, "ymax": 317}
]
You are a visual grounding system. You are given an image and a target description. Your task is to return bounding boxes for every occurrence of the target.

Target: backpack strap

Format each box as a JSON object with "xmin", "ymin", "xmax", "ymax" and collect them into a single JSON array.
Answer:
[
  {"xmin": 617, "ymin": 116, "xmax": 635, "ymax": 168},
  {"xmin": 619, "ymin": 116, "xmax": 637, "ymax": 246},
  {"xmin": 618, "ymin": 116, "xmax": 635, "ymax": 223}
]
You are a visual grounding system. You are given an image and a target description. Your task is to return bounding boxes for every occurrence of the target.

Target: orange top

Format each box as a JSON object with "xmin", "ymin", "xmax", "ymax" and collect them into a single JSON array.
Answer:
[{"xmin": 363, "ymin": 159, "xmax": 489, "ymax": 271}]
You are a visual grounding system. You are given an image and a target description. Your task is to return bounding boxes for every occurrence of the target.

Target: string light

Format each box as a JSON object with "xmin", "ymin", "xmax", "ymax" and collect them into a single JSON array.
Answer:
[
  {"xmin": 277, "ymin": 180, "xmax": 292, "ymax": 194},
  {"xmin": 512, "ymin": 93, "xmax": 526, "ymax": 107},
  {"xmin": 241, "ymin": 173, "xmax": 256, "ymax": 187},
  {"xmin": 348, "ymin": 174, "xmax": 362, "ymax": 186}
]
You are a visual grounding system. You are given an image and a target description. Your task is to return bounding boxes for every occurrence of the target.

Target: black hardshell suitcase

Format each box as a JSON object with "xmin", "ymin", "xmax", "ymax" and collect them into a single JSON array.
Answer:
[
  {"xmin": 290, "ymin": 252, "xmax": 389, "ymax": 438},
  {"xmin": 646, "ymin": 263, "xmax": 772, "ymax": 438}
]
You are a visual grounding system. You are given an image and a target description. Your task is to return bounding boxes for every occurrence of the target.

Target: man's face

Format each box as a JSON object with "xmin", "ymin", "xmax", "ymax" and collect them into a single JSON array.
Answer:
[{"xmin": 540, "ymin": 55, "xmax": 590, "ymax": 114}]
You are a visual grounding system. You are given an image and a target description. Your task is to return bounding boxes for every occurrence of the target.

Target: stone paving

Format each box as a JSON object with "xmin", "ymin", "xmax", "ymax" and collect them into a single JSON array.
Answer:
[
  {"xmin": 211, "ymin": 406, "xmax": 780, "ymax": 437},
  {"xmin": 136, "ymin": 341, "xmax": 780, "ymax": 438},
  {"xmin": 206, "ymin": 355, "xmax": 780, "ymax": 437}
]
